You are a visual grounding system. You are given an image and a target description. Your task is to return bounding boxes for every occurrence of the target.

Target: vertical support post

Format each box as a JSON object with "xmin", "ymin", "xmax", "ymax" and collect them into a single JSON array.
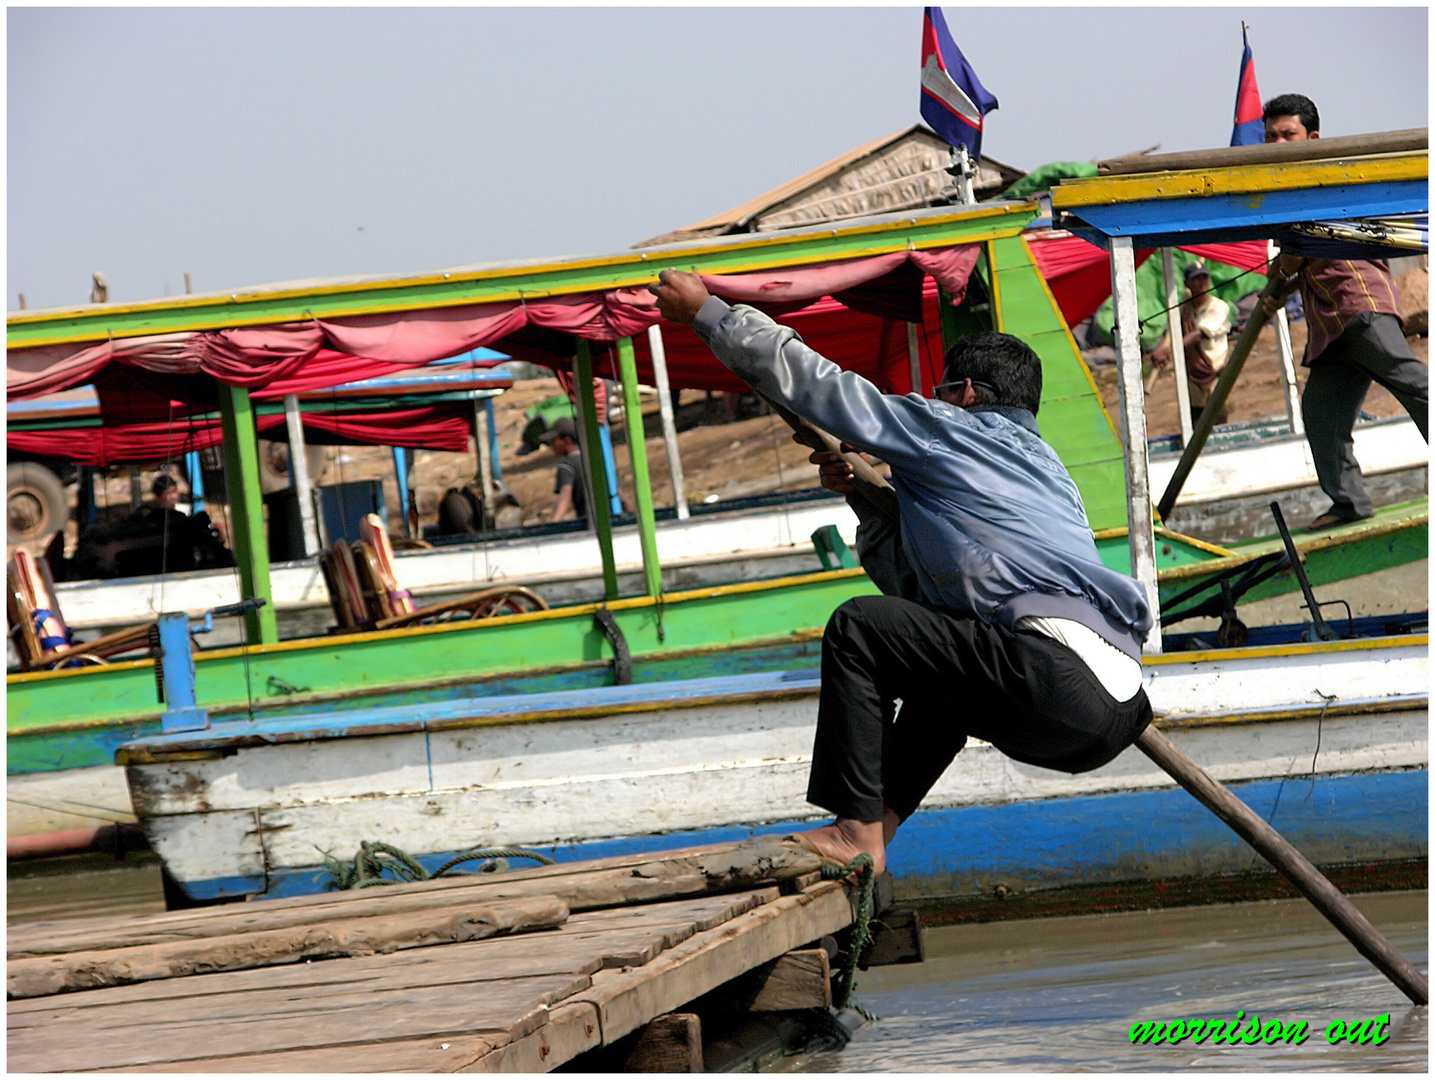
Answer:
[
  {"xmin": 391, "ymin": 446, "xmax": 412, "ymax": 538},
  {"xmin": 282, "ymin": 394, "xmax": 319, "ymax": 557},
  {"xmin": 616, "ymin": 336, "xmax": 663, "ymax": 599},
  {"xmin": 905, "ymin": 323, "xmax": 923, "ymax": 395},
  {"xmin": 157, "ymin": 611, "xmax": 208, "ymax": 732},
  {"xmin": 597, "ymin": 424, "xmax": 623, "ymax": 517},
  {"xmin": 484, "ymin": 397, "xmax": 503, "ymax": 480},
  {"xmin": 1270, "ymin": 242, "xmax": 1305, "ymax": 436},
  {"xmin": 218, "ymin": 384, "xmax": 279, "ymax": 644},
  {"xmin": 1161, "ymin": 249, "xmax": 1195, "ymax": 448},
  {"xmin": 128, "ymin": 466, "xmax": 144, "ymax": 510},
  {"xmin": 647, "ymin": 324, "xmax": 690, "ymax": 519},
  {"xmin": 1109, "ymin": 237, "xmax": 1162, "ymax": 654},
  {"xmin": 574, "ymin": 342, "xmax": 620, "ymax": 601},
  {"xmin": 471, "ymin": 397, "xmax": 494, "ymax": 529}
]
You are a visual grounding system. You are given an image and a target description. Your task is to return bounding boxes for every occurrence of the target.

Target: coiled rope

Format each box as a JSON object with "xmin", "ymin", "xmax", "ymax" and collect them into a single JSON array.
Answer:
[
  {"xmin": 322, "ymin": 841, "xmax": 554, "ymax": 890},
  {"xmin": 821, "ymin": 852, "xmax": 878, "ymax": 1017}
]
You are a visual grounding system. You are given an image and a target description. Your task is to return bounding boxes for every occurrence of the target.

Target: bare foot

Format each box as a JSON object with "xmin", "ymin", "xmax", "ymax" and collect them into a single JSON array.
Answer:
[{"xmin": 799, "ymin": 818, "xmax": 885, "ymax": 877}]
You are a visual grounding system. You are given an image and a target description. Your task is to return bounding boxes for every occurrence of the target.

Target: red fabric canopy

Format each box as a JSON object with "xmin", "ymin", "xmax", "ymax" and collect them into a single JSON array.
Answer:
[
  {"xmin": 6, "ymin": 247, "xmax": 981, "ymax": 404},
  {"xmin": 6, "ymin": 404, "xmax": 476, "ymax": 467},
  {"xmin": 1027, "ymin": 235, "xmax": 1271, "ymax": 327}
]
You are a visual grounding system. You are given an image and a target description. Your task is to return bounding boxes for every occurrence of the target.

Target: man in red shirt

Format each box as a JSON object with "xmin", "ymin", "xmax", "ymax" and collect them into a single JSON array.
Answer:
[{"xmin": 1260, "ymin": 94, "xmax": 1428, "ymax": 529}]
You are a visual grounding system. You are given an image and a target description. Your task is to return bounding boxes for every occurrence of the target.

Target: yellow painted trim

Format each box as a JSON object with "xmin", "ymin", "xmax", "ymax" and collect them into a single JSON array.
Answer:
[
  {"xmin": 1141, "ymin": 633, "xmax": 1426, "ymax": 667},
  {"xmin": 8, "ymin": 204, "xmax": 1034, "ymax": 328},
  {"xmin": 5, "ymin": 567, "xmax": 868, "ymax": 678},
  {"xmin": 1157, "ymin": 510, "xmax": 1428, "ymax": 584},
  {"xmin": 1051, "ymin": 153, "xmax": 1428, "ymax": 208}
]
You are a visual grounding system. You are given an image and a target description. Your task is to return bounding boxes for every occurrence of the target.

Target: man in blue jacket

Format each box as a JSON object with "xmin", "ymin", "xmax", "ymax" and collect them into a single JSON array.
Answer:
[{"xmin": 651, "ymin": 270, "xmax": 1153, "ymax": 875}]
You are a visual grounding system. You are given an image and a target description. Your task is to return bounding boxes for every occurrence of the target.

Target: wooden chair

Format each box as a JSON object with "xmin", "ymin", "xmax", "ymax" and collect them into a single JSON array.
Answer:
[
  {"xmin": 319, "ymin": 540, "xmax": 373, "ymax": 633},
  {"xmin": 352, "ymin": 514, "xmax": 548, "ymax": 631},
  {"xmin": 7, "ymin": 551, "xmax": 154, "ymax": 671}
]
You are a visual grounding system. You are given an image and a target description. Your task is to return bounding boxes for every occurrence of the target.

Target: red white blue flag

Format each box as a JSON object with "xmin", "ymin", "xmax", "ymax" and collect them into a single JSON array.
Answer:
[
  {"xmin": 920, "ymin": 7, "xmax": 998, "ymax": 162},
  {"xmin": 1230, "ymin": 24, "xmax": 1264, "ymax": 146}
]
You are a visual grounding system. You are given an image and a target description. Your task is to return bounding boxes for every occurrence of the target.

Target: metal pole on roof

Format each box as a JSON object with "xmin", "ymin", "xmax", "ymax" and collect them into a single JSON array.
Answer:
[
  {"xmin": 646, "ymin": 325, "xmax": 689, "ymax": 520},
  {"xmin": 1161, "ymin": 250, "xmax": 1195, "ymax": 448},
  {"xmin": 1108, "ymin": 236, "xmax": 1162, "ymax": 654},
  {"xmin": 283, "ymin": 394, "xmax": 320, "ymax": 557},
  {"xmin": 905, "ymin": 323, "xmax": 923, "ymax": 395},
  {"xmin": 472, "ymin": 398, "xmax": 494, "ymax": 531}
]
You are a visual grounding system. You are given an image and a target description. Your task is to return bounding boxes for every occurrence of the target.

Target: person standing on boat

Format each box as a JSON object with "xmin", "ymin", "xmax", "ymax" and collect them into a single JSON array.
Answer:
[
  {"xmin": 1150, "ymin": 263, "xmax": 1234, "ymax": 429},
  {"xmin": 540, "ymin": 417, "xmax": 587, "ymax": 524},
  {"xmin": 651, "ymin": 270, "xmax": 1153, "ymax": 875},
  {"xmin": 1259, "ymin": 93, "xmax": 1429, "ymax": 530}
]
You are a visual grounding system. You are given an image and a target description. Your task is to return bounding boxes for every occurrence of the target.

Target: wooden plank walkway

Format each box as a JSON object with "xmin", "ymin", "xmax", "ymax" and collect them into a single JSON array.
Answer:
[{"xmin": 8, "ymin": 840, "xmax": 865, "ymax": 1072}]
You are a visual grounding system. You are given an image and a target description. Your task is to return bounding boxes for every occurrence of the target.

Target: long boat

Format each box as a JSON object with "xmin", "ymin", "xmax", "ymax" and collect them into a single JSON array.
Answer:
[
  {"xmin": 117, "ymin": 621, "xmax": 1427, "ymax": 903},
  {"xmin": 9, "ymin": 134, "xmax": 1429, "ymax": 909}
]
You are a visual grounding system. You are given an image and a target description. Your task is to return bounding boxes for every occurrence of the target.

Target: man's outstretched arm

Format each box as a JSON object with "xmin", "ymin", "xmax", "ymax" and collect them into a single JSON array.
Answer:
[{"xmin": 650, "ymin": 270, "xmax": 936, "ymax": 471}]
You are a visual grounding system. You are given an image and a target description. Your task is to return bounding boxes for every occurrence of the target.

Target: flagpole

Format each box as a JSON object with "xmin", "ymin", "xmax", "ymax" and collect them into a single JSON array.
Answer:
[{"xmin": 952, "ymin": 145, "xmax": 975, "ymax": 204}]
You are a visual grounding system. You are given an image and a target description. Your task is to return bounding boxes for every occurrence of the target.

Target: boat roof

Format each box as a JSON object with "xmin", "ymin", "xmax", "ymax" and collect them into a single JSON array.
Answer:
[
  {"xmin": 1052, "ymin": 134, "xmax": 1427, "ymax": 252},
  {"xmin": 7, "ymin": 199, "xmax": 1038, "ymax": 351}
]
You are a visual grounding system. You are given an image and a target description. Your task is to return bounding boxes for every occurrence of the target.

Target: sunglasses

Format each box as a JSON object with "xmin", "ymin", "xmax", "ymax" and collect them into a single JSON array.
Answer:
[{"xmin": 932, "ymin": 377, "xmax": 998, "ymax": 400}]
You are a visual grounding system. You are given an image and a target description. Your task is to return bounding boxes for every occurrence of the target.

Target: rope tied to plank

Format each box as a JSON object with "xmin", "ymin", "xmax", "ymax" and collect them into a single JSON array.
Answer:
[
  {"xmin": 322, "ymin": 840, "xmax": 555, "ymax": 890},
  {"xmin": 822, "ymin": 851, "xmax": 879, "ymax": 1017}
]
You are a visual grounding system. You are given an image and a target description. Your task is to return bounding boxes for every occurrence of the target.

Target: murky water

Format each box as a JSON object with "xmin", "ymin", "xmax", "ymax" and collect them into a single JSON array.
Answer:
[
  {"xmin": 784, "ymin": 890, "xmax": 1427, "ymax": 1072},
  {"xmin": 8, "ymin": 861, "xmax": 1425, "ymax": 1071}
]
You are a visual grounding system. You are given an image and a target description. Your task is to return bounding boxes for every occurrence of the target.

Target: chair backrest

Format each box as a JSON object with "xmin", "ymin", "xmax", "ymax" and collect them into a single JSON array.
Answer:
[
  {"xmin": 358, "ymin": 514, "xmax": 415, "ymax": 616},
  {"xmin": 352, "ymin": 543, "xmax": 395, "ymax": 622},
  {"xmin": 8, "ymin": 551, "xmax": 71, "ymax": 667},
  {"xmin": 330, "ymin": 541, "xmax": 370, "ymax": 629},
  {"xmin": 318, "ymin": 549, "xmax": 358, "ymax": 631}
]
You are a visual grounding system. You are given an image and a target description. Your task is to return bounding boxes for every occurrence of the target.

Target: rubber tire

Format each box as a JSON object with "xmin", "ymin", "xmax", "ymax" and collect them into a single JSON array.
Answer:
[
  {"xmin": 7, "ymin": 462, "xmax": 68, "ymax": 544},
  {"xmin": 257, "ymin": 440, "xmax": 329, "ymax": 494}
]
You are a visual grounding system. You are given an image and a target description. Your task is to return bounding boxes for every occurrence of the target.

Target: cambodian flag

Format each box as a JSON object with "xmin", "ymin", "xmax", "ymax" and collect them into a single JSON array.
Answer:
[
  {"xmin": 920, "ymin": 7, "xmax": 998, "ymax": 162},
  {"xmin": 1230, "ymin": 24, "xmax": 1264, "ymax": 146}
]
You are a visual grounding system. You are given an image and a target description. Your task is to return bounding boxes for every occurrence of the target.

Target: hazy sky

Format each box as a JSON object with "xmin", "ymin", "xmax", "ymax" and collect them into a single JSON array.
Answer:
[{"xmin": 8, "ymin": 6, "xmax": 1428, "ymax": 311}]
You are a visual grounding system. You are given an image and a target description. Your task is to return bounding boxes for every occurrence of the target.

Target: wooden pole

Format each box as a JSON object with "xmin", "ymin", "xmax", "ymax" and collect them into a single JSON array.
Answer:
[
  {"xmin": 218, "ymin": 384, "xmax": 278, "ymax": 644},
  {"xmin": 574, "ymin": 342, "xmax": 619, "ymax": 601},
  {"xmin": 1109, "ymin": 236, "xmax": 1162, "ymax": 653},
  {"xmin": 616, "ymin": 336, "xmax": 663, "ymax": 599},
  {"xmin": 1161, "ymin": 250, "xmax": 1195, "ymax": 448},
  {"xmin": 763, "ymin": 394, "xmax": 1428, "ymax": 1004},
  {"xmin": 1135, "ymin": 726, "xmax": 1428, "ymax": 1005},
  {"xmin": 647, "ymin": 325, "xmax": 690, "ymax": 520},
  {"xmin": 282, "ymin": 394, "xmax": 320, "ymax": 557},
  {"xmin": 1097, "ymin": 127, "xmax": 1427, "ymax": 175},
  {"xmin": 1155, "ymin": 272, "xmax": 1284, "ymax": 521}
]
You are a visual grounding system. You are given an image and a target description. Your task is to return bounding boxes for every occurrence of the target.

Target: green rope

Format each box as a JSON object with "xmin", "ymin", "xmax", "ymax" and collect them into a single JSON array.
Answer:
[
  {"xmin": 821, "ymin": 852, "xmax": 878, "ymax": 1015},
  {"xmin": 321, "ymin": 841, "xmax": 555, "ymax": 890}
]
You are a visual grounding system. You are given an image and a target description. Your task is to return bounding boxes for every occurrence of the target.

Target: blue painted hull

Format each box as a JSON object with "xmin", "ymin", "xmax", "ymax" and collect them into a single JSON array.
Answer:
[{"xmin": 185, "ymin": 768, "xmax": 1427, "ymax": 903}]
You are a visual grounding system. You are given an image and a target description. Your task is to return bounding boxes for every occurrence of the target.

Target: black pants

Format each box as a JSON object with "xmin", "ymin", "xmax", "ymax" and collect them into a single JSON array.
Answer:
[
  {"xmin": 807, "ymin": 596, "xmax": 1152, "ymax": 823},
  {"xmin": 1302, "ymin": 313, "xmax": 1428, "ymax": 519}
]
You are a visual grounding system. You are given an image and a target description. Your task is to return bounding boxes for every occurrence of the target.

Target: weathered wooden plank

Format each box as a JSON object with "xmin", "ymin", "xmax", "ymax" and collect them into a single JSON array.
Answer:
[
  {"xmin": 7, "ymin": 978, "xmax": 578, "ymax": 1073},
  {"xmin": 460, "ymin": 1002, "xmax": 602, "ymax": 1073},
  {"xmin": 8, "ymin": 895, "xmax": 569, "ymax": 999},
  {"xmin": 7, "ymin": 894, "xmax": 770, "ymax": 1015},
  {"xmin": 575, "ymin": 881, "xmax": 854, "ymax": 1045},
  {"xmin": 624, "ymin": 1013, "xmax": 704, "ymax": 1072},
  {"xmin": 6, "ymin": 863, "xmax": 714, "ymax": 957},
  {"xmin": 710, "ymin": 949, "xmax": 832, "ymax": 1012},
  {"xmin": 91, "ymin": 1034, "xmax": 502, "ymax": 1073}
]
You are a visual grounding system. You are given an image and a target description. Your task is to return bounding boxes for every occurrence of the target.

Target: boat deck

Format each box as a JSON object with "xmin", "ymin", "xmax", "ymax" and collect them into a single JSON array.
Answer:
[{"xmin": 6, "ymin": 841, "xmax": 873, "ymax": 1073}]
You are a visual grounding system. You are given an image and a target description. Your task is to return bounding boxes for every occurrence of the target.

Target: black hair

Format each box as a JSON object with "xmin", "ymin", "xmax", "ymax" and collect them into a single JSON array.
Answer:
[
  {"xmin": 941, "ymin": 332, "xmax": 1043, "ymax": 415},
  {"xmin": 1262, "ymin": 93, "xmax": 1319, "ymax": 135},
  {"xmin": 152, "ymin": 473, "xmax": 178, "ymax": 496}
]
